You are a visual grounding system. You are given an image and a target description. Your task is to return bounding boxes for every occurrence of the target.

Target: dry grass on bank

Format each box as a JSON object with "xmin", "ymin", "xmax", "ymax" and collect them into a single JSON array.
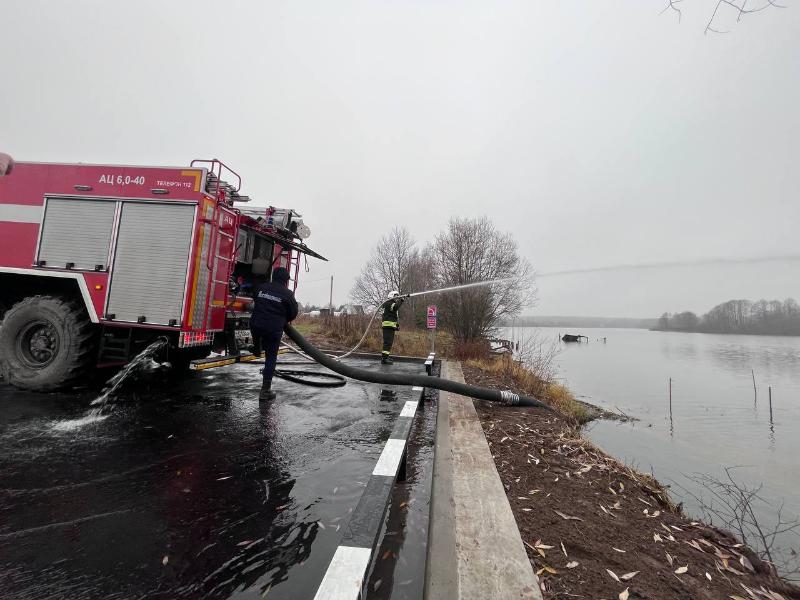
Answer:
[
  {"xmin": 294, "ymin": 314, "xmax": 454, "ymax": 358},
  {"xmin": 466, "ymin": 354, "xmax": 590, "ymax": 423},
  {"xmin": 291, "ymin": 316, "xmax": 322, "ymax": 337}
]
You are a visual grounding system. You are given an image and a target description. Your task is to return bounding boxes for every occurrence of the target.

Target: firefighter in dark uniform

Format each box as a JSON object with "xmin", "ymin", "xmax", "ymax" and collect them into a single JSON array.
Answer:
[
  {"xmin": 380, "ymin": 291, "xmax": 405, "ymax": 365},
  {"xmin": 250, "ymin": 267, "xmax": 298, "ymax": 401}
]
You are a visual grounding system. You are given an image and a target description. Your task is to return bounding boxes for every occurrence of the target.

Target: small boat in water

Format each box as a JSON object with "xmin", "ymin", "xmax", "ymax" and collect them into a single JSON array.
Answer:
[
  {"xmin": 561, "ymin": 334, "xmax": 589, "ymax": 343},
  {"xmin": 489, "ymin": 338, "xmax": 514, "ymax": 354}
]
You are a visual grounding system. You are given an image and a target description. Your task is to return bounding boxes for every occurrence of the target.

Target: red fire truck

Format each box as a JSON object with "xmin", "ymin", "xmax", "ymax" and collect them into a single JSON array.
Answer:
[{"xmin": 0, "ymin": 153, "xmax": 326, "ymax": 391}]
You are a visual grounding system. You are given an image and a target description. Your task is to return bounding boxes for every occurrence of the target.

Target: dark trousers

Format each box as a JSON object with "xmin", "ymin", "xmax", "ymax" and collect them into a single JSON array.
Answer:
[
  {"xmin": 382, "ymin": 326, "xmax": 396, "ymax": 356},
  {"xmin": 252, "ymin": 329, "xmax": 283, "ymax": 386}
]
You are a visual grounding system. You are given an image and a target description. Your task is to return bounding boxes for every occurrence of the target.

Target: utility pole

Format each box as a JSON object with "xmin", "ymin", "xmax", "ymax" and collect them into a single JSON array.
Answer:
[{"xmin": 329, "ymin": 275, "xmax": 334, "ymax": 310}]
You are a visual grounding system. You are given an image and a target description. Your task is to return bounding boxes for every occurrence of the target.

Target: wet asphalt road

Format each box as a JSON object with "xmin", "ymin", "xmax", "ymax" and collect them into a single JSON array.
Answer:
[{"xmin": 0, "ymin": 358, "xmax": 427, "ymax": 599}]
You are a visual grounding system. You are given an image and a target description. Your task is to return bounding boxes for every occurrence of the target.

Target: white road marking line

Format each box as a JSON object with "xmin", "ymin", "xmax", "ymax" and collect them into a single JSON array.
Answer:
[
  {"xmin": 313, "ymin": 545, "xmax": 371, "ymax": 600},
  {"xmin": 399, "ymin": 400, "xmax": 418, "ymax": 419},
  {"xmin": 372, "ymin": 438, "xmax": 406, "ymax": 477}
]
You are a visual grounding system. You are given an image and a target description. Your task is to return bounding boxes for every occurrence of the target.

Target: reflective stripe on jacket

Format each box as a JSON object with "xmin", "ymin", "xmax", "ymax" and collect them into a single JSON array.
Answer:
[{"xmin": 381, "ymin": 297, "xmax": 404, "ymax": 329}]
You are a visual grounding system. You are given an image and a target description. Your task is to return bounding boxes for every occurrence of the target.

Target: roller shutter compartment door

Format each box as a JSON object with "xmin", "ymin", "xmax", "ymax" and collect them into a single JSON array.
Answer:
[
  {"xmin": 38, "ymin": 198, "xmax": 116, "ymax": 270},
  {"xmin": 106, "ymin": 202, "xmax": 195, "ymax": 325}
]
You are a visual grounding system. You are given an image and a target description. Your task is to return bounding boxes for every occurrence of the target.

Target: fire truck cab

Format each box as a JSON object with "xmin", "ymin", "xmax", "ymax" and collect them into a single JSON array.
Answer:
[{"xmin": 0, "ymin": 154, "xmax": 325, "ymax": 391}]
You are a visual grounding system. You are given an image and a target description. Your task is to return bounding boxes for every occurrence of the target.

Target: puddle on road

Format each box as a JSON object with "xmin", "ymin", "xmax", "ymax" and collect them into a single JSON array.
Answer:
[
  {"xmin": 51, "ymin": 413, "xmax": 108, "ymax": 431},
  {"xmin": 48, "ymin": 338, "xmax": 169, "ymax": 433},
  {"xmin": 0, "ymin": 358, "xmax": 426, "ymax": 599}
]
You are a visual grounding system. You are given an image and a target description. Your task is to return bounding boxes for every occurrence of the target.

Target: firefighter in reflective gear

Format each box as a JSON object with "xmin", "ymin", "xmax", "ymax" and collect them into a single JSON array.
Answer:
[
  {"xmin": 380, "ymin": 291, "xmax": 405, "ymax": 365},
  {"xmin": 250, "ymin": 267, "xmax": 298, "ymax": 401}
]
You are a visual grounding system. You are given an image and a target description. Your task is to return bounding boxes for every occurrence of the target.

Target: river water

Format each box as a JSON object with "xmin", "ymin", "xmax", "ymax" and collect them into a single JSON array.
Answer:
[{"xmin": 506, "ymin": 326, "xmax": 800, "ymax": 568}]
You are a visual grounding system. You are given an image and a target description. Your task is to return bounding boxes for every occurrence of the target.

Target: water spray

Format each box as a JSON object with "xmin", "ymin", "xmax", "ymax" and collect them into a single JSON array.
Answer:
[
  {"xmin": 402, "ymin": 278, "xmax": 513, "ymax": 299},
  {"xmin": 536, "ymin": 254, "xmax": 800, "ymax": 278},
  {"xmin": 332, "ymin": 278, "xmax": 515, "ymax": 360}
]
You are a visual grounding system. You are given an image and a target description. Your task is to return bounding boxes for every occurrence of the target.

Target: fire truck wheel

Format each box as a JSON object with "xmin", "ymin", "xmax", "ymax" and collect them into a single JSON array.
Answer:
[{"xmin": 0, "ymin": 295, "xmax": 97, "ymax": 391}]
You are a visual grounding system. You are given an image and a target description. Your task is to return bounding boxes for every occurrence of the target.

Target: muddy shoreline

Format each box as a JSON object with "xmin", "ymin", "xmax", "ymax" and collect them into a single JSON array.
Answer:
[{"xmin": 463, "ymin": 363, "xmax": 800, "ymax": 600}]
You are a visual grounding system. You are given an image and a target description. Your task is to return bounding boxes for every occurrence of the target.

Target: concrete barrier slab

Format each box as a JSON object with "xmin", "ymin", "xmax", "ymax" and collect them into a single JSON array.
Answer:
[{"xmin": 425, "ymin": 361, "xmax": 542, "ymax": 600}]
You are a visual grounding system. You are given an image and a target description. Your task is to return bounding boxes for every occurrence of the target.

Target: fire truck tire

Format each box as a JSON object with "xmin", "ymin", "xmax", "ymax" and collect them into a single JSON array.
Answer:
[{"xmin": 0, "ymin": 295, "xmax": 98, "ymax": 391}]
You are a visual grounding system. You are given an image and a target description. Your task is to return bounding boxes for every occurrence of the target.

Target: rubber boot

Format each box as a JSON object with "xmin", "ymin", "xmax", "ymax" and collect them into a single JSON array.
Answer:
[
  {"xmin": 259, "ymin": 382, "xmax": 277, "ymax": 402},
  {"xmin": 381, "ymin": 355, "xmax": 393, "ymax": 365}
]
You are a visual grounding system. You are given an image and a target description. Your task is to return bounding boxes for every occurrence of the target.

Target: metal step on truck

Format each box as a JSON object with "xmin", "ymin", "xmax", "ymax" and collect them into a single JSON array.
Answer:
[{"xmin": 0, "ymin": 153, "xmax": 326, "ymax": 391}]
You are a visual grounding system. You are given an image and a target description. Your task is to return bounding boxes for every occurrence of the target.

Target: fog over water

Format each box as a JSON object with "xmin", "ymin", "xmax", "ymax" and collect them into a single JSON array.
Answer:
[{"xmin": 536, "ymin": 257, "xmax": 800, "ymax": 318}]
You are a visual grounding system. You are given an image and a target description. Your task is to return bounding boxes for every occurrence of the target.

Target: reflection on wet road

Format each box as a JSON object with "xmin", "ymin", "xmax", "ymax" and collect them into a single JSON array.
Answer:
[{"xmin": 0, "ymin": 358, "xmax": 423, "ymax": 599}]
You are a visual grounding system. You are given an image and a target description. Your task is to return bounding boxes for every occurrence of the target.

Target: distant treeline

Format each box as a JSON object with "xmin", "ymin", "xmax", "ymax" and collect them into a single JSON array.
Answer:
[
  {"xmin": 502, "ymin": 316, "xmax": 657, "ymax": 329},
  {"xmin": 655, "ymin": 298, "xmax": 800, "ymax": 336}
]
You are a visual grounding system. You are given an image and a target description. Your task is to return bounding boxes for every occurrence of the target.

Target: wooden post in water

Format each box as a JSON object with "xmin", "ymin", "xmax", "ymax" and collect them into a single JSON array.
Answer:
[
  {"xmin": 769, "ymin": 386, "xmax": 773, "ymax": 423},
  {"xmin": 751, "ymin": 369, "xmax": 757, "ymax": 403},
  {"xmin": 669, "ymin": 377, "xmax": 673, "ymax": 416}
]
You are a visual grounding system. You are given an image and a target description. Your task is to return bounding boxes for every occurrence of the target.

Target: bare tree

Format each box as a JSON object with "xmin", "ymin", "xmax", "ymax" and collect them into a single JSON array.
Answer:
[
  {"xmin": 660, "ymin": 0, "xmax": 786, "ymax": 34},
  {"xmin": 402, "ymin": 245, "xmax": 436, "ymax": 327},
  {"xmin": 430, "ymin": 217, "xmax": 536, "ymax": 341},
  {"xmin": 513, "ymin": 330, "xmax": 561, "ymax": 389},
  {"xmin": 0, "ymin": 153, "xmax": 13, "ymax": 176},
  {"xmin": 677, "ymin": 467, "xmax": 800, "ymax": 581},
  {"xmin": 350, "ymin": 227, "xmax": 419, "ymax": 310}
]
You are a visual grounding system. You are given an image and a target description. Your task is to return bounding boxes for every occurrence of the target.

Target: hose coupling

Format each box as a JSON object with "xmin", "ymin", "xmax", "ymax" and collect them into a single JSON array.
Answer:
[{"xmin": 499, "ymin": 390, "xmax": 521, "ymax": 406}]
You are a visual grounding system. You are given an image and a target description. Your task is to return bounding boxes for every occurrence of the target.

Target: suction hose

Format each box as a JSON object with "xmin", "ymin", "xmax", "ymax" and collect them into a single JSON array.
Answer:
[{"xmin": 284, "ymin": 323, "xmax": 552, "ymax": 409}]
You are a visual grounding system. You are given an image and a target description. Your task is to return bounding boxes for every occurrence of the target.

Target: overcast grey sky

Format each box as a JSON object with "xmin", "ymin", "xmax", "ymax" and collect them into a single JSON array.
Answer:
[{"xmin": 2, "ymin": 1, "xmax": 798, "ymax": 317}]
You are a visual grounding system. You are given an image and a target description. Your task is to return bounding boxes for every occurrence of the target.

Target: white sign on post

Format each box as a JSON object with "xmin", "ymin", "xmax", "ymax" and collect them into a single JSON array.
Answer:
[
  {"xmin": 427, "ymin": 305, "xmax": 437, "ymax": 329},
  {"xmin": 427, "ymin": 305, "xmax": 438, "ymax": 354}
]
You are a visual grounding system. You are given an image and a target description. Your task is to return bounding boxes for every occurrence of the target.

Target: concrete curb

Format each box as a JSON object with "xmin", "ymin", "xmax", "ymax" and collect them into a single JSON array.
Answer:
[
  {"xmin": 313, "ymin": 385, "xmax": 426, "ymax": 600},
  {"xmin": 425, "ymin": 361, "xmax": 542, "ymax": 600}
]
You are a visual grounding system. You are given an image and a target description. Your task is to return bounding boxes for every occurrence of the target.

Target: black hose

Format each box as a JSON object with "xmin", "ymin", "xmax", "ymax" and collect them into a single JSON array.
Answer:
[
  {"xmin": 283, "ymin": 323, "xmax": 552, "ymax": 409},
  {"xmin": 275, "ymin": 369, "xmax": 346, "ymax": 388},
  {"xmin": 244, "ymin": 360, "xmax": 347, "ymax": 387}
]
